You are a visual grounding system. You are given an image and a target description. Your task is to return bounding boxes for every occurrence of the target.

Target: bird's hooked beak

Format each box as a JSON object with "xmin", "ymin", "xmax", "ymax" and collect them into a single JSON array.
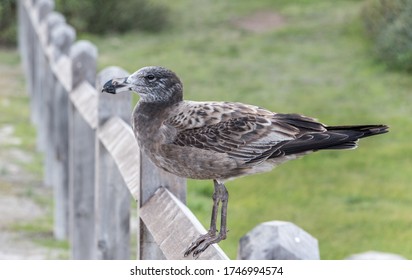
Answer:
[{"xmin": 101, "ymin": 77, "xmax": 130, "ymax": 94}]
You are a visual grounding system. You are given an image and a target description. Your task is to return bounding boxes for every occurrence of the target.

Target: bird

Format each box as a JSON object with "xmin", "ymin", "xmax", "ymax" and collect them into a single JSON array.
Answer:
[{"xmin": 102, "ymin": 66, "xmax": 388, "ymax": 258}]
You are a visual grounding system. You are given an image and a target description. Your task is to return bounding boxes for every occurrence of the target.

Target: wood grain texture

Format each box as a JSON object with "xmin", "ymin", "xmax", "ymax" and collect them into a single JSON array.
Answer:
[
  {"xmin": 140, "ymin": 187, "xmax": 228, "ymax": 260},
  {"xmin": 98, "ymin": 117, "xmax": 140, "ymax": 200}
]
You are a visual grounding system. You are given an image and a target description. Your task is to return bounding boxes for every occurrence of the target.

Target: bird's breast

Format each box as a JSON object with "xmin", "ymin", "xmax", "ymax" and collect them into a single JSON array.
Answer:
[{"xmin": 155, "ymin": 144, "xmax": 241, "ymax": 180}]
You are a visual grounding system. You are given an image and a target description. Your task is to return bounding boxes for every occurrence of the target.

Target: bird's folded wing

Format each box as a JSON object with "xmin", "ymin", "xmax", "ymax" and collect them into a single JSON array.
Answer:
[{"xmin": 165, "ymin": 102, "xmax": 326, "ymax": 164}]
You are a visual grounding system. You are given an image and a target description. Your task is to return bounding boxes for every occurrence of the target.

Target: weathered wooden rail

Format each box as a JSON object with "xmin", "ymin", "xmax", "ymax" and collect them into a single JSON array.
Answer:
[{"xmin": 17, "ymin": 0, "xmax": 228, "ymax": 260}]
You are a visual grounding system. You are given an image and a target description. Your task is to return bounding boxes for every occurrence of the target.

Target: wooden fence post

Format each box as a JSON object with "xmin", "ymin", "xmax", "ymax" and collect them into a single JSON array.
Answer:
[
  {"xmin": 49, "ymin": 23, "xmax": 75, "ymax": 240},
  {"xmin": 139, "ymin": 148, "xmax": 187, "ymax": 259},
  {"xmin": 26, "ymin": 0, "xmax": 38, "ymax": 124},
  {"xmin": 44, "ymin": 22, "xmax": 73, "ymax": 188},
  {"xmin": 34, "ymin": 0, "xmax": 53, "ymax": 152},
  {"xmin": 69, "ymin": 41, "xmax": 98, "ymax": 259},
  {"xmin": 44, "ymin": 14, "xmax": 68, "ymax": 181},
  {"xmin": 95, "ymin": 67, "xmax": 132, "ymax": 259},
  {"xmin": 237, "ymin": 221, "xmax": 320, "ymax": 260},
  {"xmin": 139, "ymin": 158, "xmax": 182, "ymax": 259},
  {"xmin": 17, "ymin": 0, "xmax": 28, "ymax": 78},
  {"xmin": 25, "ymin": 1, "xmax": 37, "ymax": 112},
  {"xmin": 45, "ymin": 12, "xmax": 66, "ymax": 48}
]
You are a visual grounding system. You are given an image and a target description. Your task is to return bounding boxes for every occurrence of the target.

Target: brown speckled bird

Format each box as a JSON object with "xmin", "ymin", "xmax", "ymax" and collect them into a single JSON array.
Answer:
[{"xmin": 102, "ymin": 66, "xmax": 388, "ymax": 257}]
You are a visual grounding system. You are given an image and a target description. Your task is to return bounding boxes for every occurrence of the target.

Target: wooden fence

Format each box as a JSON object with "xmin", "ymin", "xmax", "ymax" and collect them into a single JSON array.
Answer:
[
  {"xmin": 17, "ymin": 0, "xmax": 228, "ymax": 260},
  {"xmin": 16, "ymin": 0, "xmax": 347, "ymax": 261}
]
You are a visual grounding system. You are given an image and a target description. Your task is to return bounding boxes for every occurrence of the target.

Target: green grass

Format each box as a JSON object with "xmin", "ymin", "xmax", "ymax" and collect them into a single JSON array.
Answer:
[
  {"xmin": 11, "ymin": 217, "xmax": 70, "ymax": 259},
  {"xmin": 82, "ymin": 0, "xmax": 412, "ymax": 259}
]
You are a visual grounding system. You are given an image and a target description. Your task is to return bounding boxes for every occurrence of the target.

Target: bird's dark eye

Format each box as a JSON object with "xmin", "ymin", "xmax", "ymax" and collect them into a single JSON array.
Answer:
[{"xmin": 146, "ymin": 74, "xmax": 156, "ymax": 82}]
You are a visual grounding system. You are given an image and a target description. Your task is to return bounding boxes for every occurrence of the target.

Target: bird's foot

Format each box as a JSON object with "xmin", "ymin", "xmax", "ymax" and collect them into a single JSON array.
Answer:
[
  {"xmin": 184, "ymin": 230, "xmax": 215, "ymax": 257},
  {"xmin": 184, "ymin": 230, "xmax": 226, "ymax": 258}
]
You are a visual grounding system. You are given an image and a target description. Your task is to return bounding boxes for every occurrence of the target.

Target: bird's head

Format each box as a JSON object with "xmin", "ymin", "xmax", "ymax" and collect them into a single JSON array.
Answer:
[{"xmin": 102, "ymin": 66, "xmax": 183, "ymax": 104}]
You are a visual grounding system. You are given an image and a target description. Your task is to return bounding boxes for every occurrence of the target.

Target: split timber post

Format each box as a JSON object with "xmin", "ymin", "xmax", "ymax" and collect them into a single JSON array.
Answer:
[
  {"xmin": 95, "ymin": 67, "xmax": 132, "ymax": 259},
  {"xmin": 68, "ymin": 41, "xmax": 98, "ymax": 259}
]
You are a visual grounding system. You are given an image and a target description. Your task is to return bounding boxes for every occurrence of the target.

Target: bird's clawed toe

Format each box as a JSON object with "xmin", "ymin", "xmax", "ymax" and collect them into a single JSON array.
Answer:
[
  {"xmin": 184, "ymin": 230, "xmax": 226, "ymax": 258},
  {"xmin": 184, "ymin": 230, "xmax": 215, "ymax": 257}
]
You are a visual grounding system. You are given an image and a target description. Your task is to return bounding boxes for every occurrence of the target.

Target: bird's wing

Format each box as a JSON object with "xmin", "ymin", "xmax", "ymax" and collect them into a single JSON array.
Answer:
[{"xmin": 164, "ymin": 101, "xmax": 326, "ymax": 164}]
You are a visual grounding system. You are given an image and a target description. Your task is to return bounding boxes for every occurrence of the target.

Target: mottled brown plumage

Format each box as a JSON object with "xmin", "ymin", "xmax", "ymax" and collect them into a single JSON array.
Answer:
[{"xmin": 102, "ymin": 66, "xmax": 388, "ymax": 257}]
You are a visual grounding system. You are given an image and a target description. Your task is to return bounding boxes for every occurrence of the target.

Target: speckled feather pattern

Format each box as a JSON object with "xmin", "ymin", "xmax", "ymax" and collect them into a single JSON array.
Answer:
[{"xmin": 167, "ymin": 101, "xmax": 324, "ymax": 162}]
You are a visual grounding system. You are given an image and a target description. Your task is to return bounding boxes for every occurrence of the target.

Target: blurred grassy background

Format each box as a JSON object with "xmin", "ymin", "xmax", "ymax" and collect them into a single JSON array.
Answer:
[
  {"xmin": 1, "ymin": 0, "xmax": 411, "ymax": 259},
  {"xmin": 80, "ymin": 0, "xmax": 411, "ymax": 259},
  {"xmin": 0, "ymin": 49, "xmax": 69, "ymax": 258}
]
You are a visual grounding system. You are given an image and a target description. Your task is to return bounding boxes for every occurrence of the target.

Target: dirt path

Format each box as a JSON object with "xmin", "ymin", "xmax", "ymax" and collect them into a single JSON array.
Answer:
[{"xmin": 0, "ymin": 48, "xmax": 68, "ymax": 259}]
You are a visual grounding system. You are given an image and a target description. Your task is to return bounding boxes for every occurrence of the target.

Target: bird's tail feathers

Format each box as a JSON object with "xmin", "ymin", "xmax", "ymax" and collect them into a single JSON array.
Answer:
[
  {"xmin": 325, "ymin": 124, "xmax": 389, "ymax": 138},
  {"xmin": 317, "ymin": 124, "xmax": 388, "ymax": 151},
  {"xmin": 272, "ymin": 124, "xmax": 389, "ymax": 157}
]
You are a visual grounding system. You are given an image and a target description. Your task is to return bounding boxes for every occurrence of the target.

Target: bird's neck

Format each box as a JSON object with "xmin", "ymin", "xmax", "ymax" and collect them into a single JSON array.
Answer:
[{"xmin": 132, "ymin": 101, "xmax": 176, "ymax": 145}]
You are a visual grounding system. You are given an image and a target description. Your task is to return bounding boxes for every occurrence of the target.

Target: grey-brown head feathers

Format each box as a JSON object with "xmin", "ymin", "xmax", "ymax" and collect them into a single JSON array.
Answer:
[{"xmin": 127, "ymin": 66, "xmax": 183, "ymax": 104}]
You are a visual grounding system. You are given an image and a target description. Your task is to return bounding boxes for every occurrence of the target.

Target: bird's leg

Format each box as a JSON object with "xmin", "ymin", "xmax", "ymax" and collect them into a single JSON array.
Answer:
[
  {"xmin": 184, "ymin": 180, "xmax": 229, "ymax": 257},
  {"xmin": 207, "ymin": 180, "xmax": 221, "ymax": 236},
  {"xmin": 219, "ymin": 182, "xmax": 229, "ymax": 240},
  {"xmin": 184, "ymin": 181, "xmax": 220, "ymax": 257},
  {"xmin": 192, "ymin": 180, "xmax": 229, "ymax": 257},
  {"xmin": 184, "ymin": 180, "xmax": 221, "ymax": 256}
]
